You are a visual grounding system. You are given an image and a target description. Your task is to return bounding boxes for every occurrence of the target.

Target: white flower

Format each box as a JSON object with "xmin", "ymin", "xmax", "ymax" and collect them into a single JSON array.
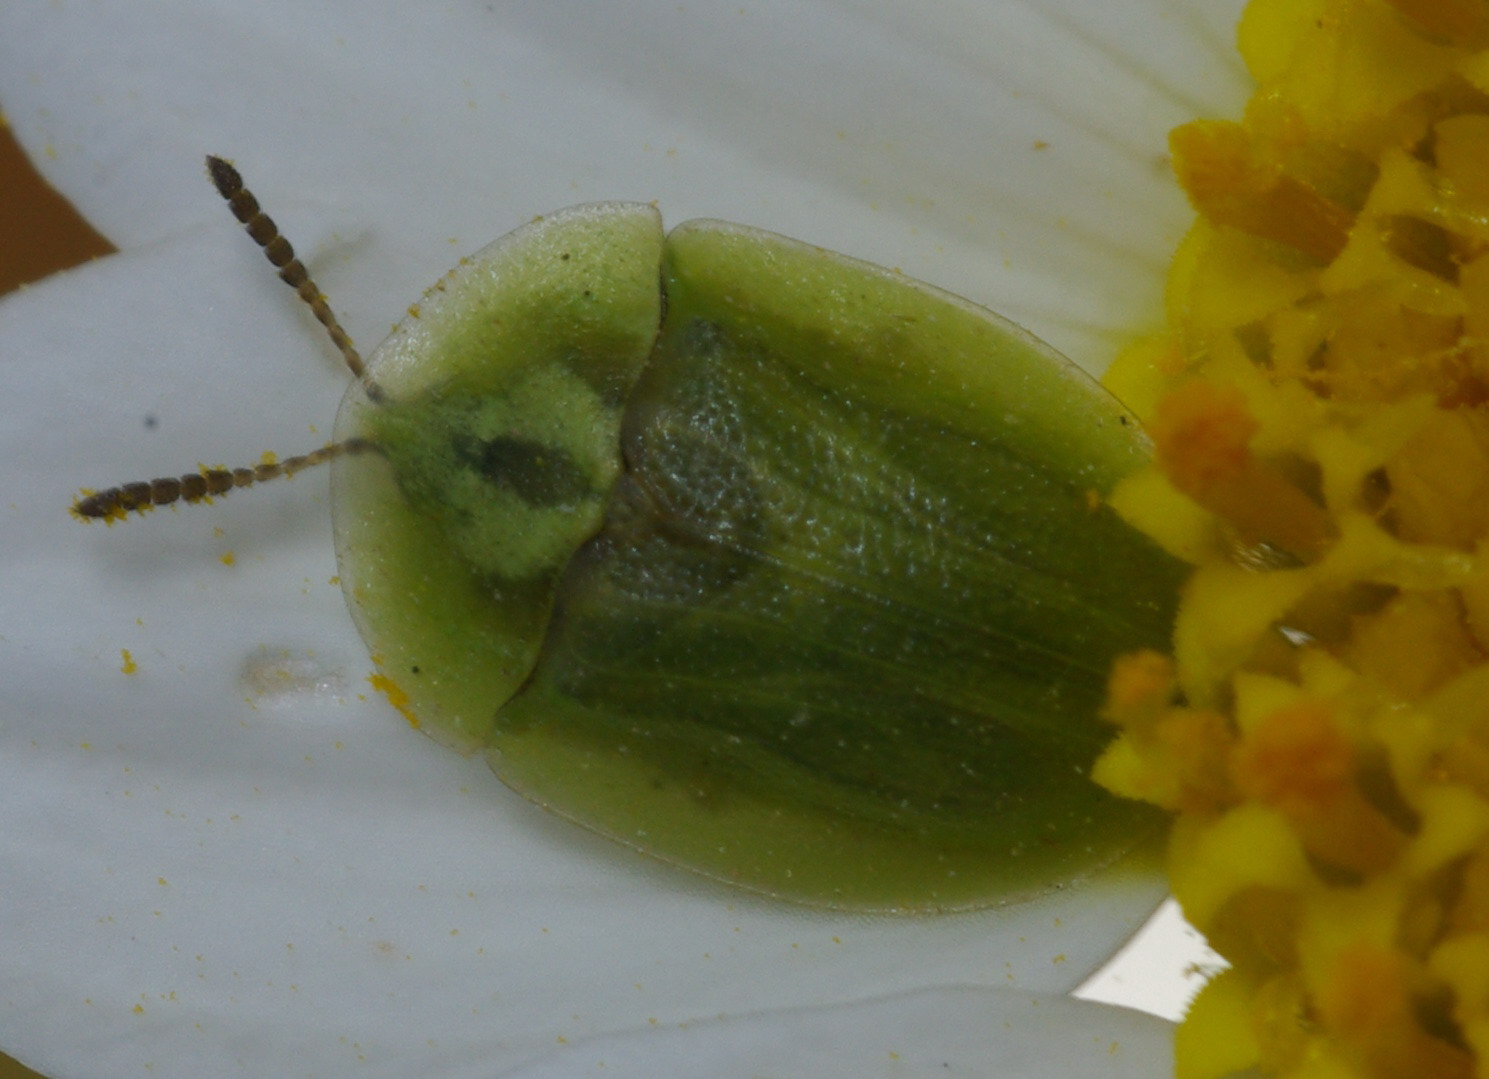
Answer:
[{"xmin": 0, "ymin": 2, "xmax": 1246, "ymax": 1076}]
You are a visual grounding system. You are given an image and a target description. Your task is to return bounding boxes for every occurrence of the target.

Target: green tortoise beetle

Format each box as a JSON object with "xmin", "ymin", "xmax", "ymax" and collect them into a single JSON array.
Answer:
[{"xmin": 76, "ymin": 157, "xmax": 1183, "ymax": 911}]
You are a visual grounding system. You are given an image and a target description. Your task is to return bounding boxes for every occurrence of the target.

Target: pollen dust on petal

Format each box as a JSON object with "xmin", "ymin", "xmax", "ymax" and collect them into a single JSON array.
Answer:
[{"xmin": 367, "ymin": 659, "xmax": 419, "ymax": 729}]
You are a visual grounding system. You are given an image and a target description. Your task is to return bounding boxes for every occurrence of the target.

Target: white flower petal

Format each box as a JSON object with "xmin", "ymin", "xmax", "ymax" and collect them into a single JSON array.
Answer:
[
  {"xmin": 0, "ymin": 0, "xmax": 1249, "ymax": 365},
  {"xmin": 504, "ymin": 986, "xmax": 1174, "ymax": 1079},
  {"xmin": 0, "ymin": 2, "xmax": 1247, "ymax": 1076}
]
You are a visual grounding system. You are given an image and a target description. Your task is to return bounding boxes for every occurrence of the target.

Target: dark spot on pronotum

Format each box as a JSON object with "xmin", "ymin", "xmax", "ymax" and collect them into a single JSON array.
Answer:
[
  {"xmin": 143, "ymin": 414, "xmax": 158, "ymax": 430},
  {"xmin": 455, "ymin": 435, "xmax": 591, "ymax": 508}
]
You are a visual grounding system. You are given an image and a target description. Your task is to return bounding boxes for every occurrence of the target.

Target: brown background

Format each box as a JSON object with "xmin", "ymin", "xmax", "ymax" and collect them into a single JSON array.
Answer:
[{"xmin": 1, "ymin": 116, "xmax": 114, "ymax": 1079}]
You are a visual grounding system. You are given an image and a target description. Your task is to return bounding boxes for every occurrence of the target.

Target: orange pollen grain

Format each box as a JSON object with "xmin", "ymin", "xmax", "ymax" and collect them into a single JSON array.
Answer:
[
  {"xmin": 1232, "ymin": 702, "xmax": 1355, "ymax": 809},
  {"xmin": 1232, "ymin": 702, "xmax": 1406, "ymax": 873},
  {"xmin": 1170, "ymin": 120, "xmax": 1355, "ymax": 264},
  {"xmin": 1152, "ymin": 380, "xmax": 1332, "ymax": 557},
  {"xmin": 1102, "ymin": 649, "xmax": 1177, "ymax": 726},
  {"xmin": 1314, "ymin": 944, "xmax": 1475, "ymax": 1079},
  {"xmin": 367, "ymin": 669, "xmax": 420, "ymax": 730},
  {"xmin": 1152, "ymin": 380, "xmax": 1258, "ymax": 494},
  {"xmin": 1155, "ymin": 709, "xmax": 1238, "ymax": 812},
  {"xmin": 1317, "ymin": 944, "xmax": 1412, "ymax": 1035}
]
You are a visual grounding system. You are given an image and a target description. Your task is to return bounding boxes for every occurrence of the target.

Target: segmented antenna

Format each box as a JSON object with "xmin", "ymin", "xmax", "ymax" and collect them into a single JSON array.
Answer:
[
  {"xmin": 72, "ymin": 157, "xmax": 389, "ymax": 523},
  {"xmin": 206, "ymin": 154, "xmax": 377, "ymax": 391},
  {"xmin": 73, "ymin": 440, "xmax": 374, "ymax": 521}
]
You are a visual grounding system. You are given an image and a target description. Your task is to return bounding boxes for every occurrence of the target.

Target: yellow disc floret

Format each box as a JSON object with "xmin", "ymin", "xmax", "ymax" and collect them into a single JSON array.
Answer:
[{"xmin": 1095, "ymin": 1, "xmax": 1489, "ymax": 1075}]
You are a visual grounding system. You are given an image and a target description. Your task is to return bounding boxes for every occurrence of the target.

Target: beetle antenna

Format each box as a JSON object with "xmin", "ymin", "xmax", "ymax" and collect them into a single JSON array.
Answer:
[
  {"xmin": 72, "ymin": 439, "xmax": 375, "ymax": 522},
  {"xmin": 205, "ymin": 155, "xmax": 383, "ymax": 402}
]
